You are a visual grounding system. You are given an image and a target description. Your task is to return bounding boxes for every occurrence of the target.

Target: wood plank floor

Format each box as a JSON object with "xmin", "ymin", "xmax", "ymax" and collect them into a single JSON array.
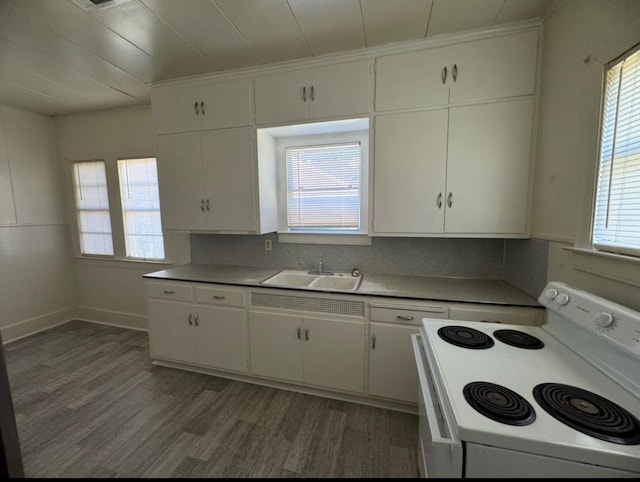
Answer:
[{"xmin": 4, "ymin": 320, "xmax": 419, "ymax": 478}]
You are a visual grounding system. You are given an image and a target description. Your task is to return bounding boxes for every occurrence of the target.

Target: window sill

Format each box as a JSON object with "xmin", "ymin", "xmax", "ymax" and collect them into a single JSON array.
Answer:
[
  {"xmin": 277, "ymin": 232, "xmax": 372, "ymax": 246},
  {"xmin": 563, "ymin": 247, "xmax": 640, "ymax": 287},
  {"xmin": 71, "ymin": 256, "xmax": 173, "ymax": 270}
]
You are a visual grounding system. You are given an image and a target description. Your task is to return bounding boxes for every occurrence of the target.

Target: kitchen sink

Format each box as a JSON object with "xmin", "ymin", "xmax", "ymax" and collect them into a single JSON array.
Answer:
[{"xmin": 261, "ymin": 269, "xmax": 362, "ymax": 291}]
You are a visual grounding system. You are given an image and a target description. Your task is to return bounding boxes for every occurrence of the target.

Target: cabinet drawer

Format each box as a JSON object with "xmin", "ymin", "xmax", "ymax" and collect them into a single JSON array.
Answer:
[
  {"xmin": 370, "ymin": 305, "xmax": 448, "ymax": 325},
  {"xmin": 147, "ymin": 282, "xmax": 193, "ymax": 302},
  {"xmin": 195, "ymin": 285, "xmax": 245, "ymax": 308}
]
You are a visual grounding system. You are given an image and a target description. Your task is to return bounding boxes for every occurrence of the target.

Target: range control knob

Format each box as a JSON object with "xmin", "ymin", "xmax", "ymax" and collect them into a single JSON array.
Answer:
[
  {"xmin": 556, "ymin": 293, "xmax": 570, "ymax": 306},
  {"xmin": 545, "ymin": 288, "xmax": 559, "ymax": 300},
  {"xmin": 594, "ymin": 312, "xmax": 614, "ymax": 329}
]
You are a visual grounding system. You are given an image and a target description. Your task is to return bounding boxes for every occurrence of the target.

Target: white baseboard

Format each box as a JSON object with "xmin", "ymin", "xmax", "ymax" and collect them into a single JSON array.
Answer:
[
  {"xmin": 75, "ymin": 306, "xmax": 148, "ymax": 331},
  {"xmin": 1, "ymin": 307, "xmax": 76, "ymax": 344}
]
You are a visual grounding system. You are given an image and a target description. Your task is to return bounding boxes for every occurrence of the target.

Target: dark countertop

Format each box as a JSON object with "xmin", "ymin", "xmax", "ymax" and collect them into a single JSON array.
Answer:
[{"xmin": 143, "ymin": 264, "xmax": 542, "ymax": 308}]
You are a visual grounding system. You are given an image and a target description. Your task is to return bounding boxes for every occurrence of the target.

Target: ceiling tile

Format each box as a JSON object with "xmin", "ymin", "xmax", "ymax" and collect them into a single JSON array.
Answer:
[
  {"xmin": 215, "ymin": 0, "xmax": 311, "ymax": 64},
  {"xmin": 494, "ymin": 0, "xmax": 556, "ymax": 25},
  {"xmin": 288, "ymin": 0, "xmax": 364, "ymax": 55},
  {"xmin": 90, "ymin": 0, "xmax": 217, "ymax": 80},
  {"xmin": 427, "ymin": 0, "xmax": 505, "ymax": 37},
  {"xmin": 361, "ymin": 0, "xmax": 432, "ymax": 47},
  {"xmin": 141, "ymin": 0, "xmax": 261, "ymax": 70}
]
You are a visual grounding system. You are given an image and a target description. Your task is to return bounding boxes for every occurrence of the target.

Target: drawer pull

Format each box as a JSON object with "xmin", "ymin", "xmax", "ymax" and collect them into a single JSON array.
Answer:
[
  {"xmin": 297, "ymin": 327, "xmax": 301, "ymax": 340},
  {"xmin": 371, "ymin": 334, "xmax": 376, "ymax": 349},
  {"xmin": 163, "ymin": 290, "xmax": 175, "ymax": 295},
  {"xmin": 188, "ymin": 313, "xmax": 193, "ymax": 326},
  {"xmin": 396, "ymin": 315, "xmax": 414, "ymax": 321},
  {"xmin": 212, "ymin": 295, "xmax": 226, "ymax": 300}
]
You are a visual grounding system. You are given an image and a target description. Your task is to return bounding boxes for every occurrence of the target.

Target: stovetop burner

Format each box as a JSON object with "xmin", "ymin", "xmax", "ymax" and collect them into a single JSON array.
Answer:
[
  {"xmin": 438, "ymin": 326, "xmax": 494, "ymax": 349},
  {"xmin": 464, "ymin": 382, "xmax": 536, "ymax": 426},
  {"xmin": 533, "ymin": 383, "xmax": 640, "ymax": 445},
  {"xmin": 494, "ymin": 329, "xmax": 544, "ymax": 349}
]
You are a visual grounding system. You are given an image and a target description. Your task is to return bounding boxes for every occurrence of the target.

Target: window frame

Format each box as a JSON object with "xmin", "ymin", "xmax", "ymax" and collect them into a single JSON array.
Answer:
[
  {"xmin": 69, "ymin": 155, "xmax": 168, "ymax": 264},
  {"xmin": 590, "ymin": 43, "xmax": 640, "ymax": 258},
  {"xmin": 275, "ymin": 130, "xmax": 369, "ymax": 242}
]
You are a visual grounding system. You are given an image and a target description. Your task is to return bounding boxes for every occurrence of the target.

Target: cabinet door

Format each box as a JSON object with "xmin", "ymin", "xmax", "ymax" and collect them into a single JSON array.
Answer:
[
  {"xmin": 372, "ymin": 110, "xmax": 448, "ymax": 234},
  {"xmin": 307, "ymin": 60, "xmax": 371, "ymax": 120},
  {"xmin": 151, "ymin": 83, "xmax": 202, "ymax": 135},
  {"xmin": 199, "ymin": 78, "xmax": 253, "ymax": 131},
  {"xmin": 369, "ymin": 323, "xmax": 420, "ymax": 403},
  {"xmin": 148, "ymin": 299, "xmax": 196, "ymax": 363},
  {"xmin": 201, "ymin": 128, "xmax": 257, "ymax": 232},
  {"xmin": 0, "ymin": 111, "xmax": 16, "ymax": 225},
  {"xmin": 254, "ymin": 69, "xmax": 309, "ymax": 125},
  {"xmin": 303, "ymin": 317, "xmax": 365, "ymax": 393},
  {"xmin": 156, "ymin": 134, "xmax": 205, "ymax": 231},
  {"xmin": 195, "ymin": 305, "xmax": 247, "ymax": 373},
  {"xmin": 375, "ymin": 46, "xmax": 450, "ymax": 112},
  {"xmin": 448, "ymin": 31, "xmax": 538, "ymax": 104},
  {"xmin": 248, "ymin": 311, "xmax": 303, "ymax": 383},
  {"xmin": 445, "ymin": 99, "xmax": 533, "ymax": 234}
]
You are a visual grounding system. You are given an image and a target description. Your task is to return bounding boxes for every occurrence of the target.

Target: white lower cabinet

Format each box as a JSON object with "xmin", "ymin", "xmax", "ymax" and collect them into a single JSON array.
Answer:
[
  {"xmin": 194, "ymin": 305, "xmax": 248, "ymax": 373},
  {"xmin": 248, "ymin": 310, "xmax": 365, "ymax": 393},
  {"xmin": 148, "ymin": 299, "xmax": 197, "ymax": 364}
]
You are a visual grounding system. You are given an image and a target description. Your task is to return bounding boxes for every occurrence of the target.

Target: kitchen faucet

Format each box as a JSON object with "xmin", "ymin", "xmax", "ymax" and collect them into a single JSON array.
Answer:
[{"xmin": 307, "ymin": 254, "xmax": 333, "ymax": 275}]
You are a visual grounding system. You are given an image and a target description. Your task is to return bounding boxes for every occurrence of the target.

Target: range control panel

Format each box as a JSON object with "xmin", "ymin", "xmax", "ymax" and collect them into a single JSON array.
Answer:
[{"xmin": 539, "ymin": 281, "xmax": 640, "ymax": 356}]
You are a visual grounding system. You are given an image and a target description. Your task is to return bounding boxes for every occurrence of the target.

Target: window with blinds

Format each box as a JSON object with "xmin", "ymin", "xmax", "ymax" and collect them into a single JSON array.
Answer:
[
  {"xmin": 72, "ymin": 161, "xmax": 114, "ymax": 256},
  {"xmin": 285, "ymin": 142, "xmax": 361, "ymax": 231},
  {"xmin": 593, "ymin": 47, "xmax": 640, "ymax": 257},
  {"xmin": 117, "ymin": 158, "xmax": 165, "ymax": 260}
]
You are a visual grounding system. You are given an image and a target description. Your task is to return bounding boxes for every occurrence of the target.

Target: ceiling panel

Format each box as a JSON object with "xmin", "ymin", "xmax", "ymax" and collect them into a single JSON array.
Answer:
[
  {"xmin": 427, "ymin": 0, "xmax": 505, "ymax": 37},
  {"xmin": 361, "ymin": 0, "xmax": 433, "ymax": 47},
  {"xmin": 494, "ymin": 0, "xmax": 557, "ymax": 25},
  {"xmin": 0, "ymin": 82, "xmax": 64, "ymax": 117},
  {"xmin": 90, "ymin": 0, "xmax": 217, "ymax": 80},
  {"xmin": 141, "ymin": 0, "xmax": 261, "ymax": 70},
  {"xmin": 215, "ymin": 0, "xmax": 311, "ymax": 64},
  {"xmin": 288, "ymin": 0, "xmax": 364, "ymax": 56}
]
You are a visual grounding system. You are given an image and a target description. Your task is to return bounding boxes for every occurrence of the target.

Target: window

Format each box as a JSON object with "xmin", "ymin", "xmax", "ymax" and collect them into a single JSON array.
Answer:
[
  {"xmin": 72, "ymin": 161, "xmax": 113, "ymax": 256},
  {"xmin": 117, "ymin": 158, "xmax": 165, "ymax": 260},
  {"xmin": 285, "ymin": 142, "xmax": 361, "ymax": 231},
  {"xmin": 592, "ymin": 47, "xmax": 640, "ymax": 257}
]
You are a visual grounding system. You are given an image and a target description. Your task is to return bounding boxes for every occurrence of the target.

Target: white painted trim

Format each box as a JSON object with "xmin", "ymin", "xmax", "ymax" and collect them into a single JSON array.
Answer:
[
  {"xmin": 149, "ymin": 20, "xmax": 541, "ymax": 88},
  {"xmin": 152, "ymin": 359, "xmax": 417, "ymax": 415},
  {"xmin": 71, "ymin": 256, "xmax": 173, "ymax": 270},
  {"xmin": 75, "ymin": 306, "xmax": 148, "ymax": 331},
  {"xmin": 564, "ymin": 247, "xmax": 640, "ymax": 288},
  {"xmin": 277, "ymin": 233, "xmax": 372, "ymax": 246},
  {"xmin": 1, "ymin": 307, "xmax": 76, "ymax": 344}
]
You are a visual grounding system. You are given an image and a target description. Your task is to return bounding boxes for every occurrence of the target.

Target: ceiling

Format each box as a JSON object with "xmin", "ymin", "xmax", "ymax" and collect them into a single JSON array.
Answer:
[{"xmin": 0, "ymin": 0, "xmax": 557, "ymax": 117}]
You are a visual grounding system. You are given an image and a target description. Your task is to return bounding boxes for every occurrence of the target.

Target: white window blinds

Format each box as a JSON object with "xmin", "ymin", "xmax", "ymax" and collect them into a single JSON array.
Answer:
[
  {"xmin": 593, "ymin": 48, "xmax": 640, "ymax": 257},
  {"xmin": 117, "ymin": 158, "xmax": 165, "ymax": 260},
  {"xmin": 72, "ymin": 161, "xmax": 114, "ymax": 256},
  {"xmin": 286, "ymin": 142, "xmax": 361, "ymax": 230}
]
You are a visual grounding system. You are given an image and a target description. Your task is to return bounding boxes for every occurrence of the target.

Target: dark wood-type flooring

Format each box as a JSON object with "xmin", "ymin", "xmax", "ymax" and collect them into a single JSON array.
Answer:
[{"xmin": 4, "ymin": 320, "xmax": 419, "ymax": 478}]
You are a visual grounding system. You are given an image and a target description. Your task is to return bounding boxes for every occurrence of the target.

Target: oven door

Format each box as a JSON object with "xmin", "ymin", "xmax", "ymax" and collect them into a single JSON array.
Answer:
[{"xmin": 411, "ymin": 334, "xmax": 463, "ymax": 478}]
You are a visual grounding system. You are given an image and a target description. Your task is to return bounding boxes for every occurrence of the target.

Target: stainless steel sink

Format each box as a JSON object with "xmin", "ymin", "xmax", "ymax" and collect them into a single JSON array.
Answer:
[{"xmin": 261, "ymin": 269, "xmax": 362, "ymax": 291}]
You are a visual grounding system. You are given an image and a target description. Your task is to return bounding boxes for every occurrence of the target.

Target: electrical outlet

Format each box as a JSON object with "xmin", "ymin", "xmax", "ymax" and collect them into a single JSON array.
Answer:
[{"xmin": 264, "ymin": 239, "xmax": 272, "ymax": 251}]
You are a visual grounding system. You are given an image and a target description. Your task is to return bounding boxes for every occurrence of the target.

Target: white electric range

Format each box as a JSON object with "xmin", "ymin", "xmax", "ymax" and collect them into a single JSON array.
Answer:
[{"xmin": 411, "ymin": 281, "xmax": 640, "ymax": 478}]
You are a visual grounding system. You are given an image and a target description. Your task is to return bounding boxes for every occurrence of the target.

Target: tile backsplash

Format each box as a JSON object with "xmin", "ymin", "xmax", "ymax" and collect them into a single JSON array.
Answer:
[{"xmin": 191, "ymin": 234, "xmax": 506, "ymax": 279}]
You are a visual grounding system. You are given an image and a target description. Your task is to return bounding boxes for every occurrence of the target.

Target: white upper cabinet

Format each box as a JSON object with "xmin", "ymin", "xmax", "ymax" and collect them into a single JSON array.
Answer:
[
  {"xmin": 151, "ymin": 78, "xmax": 252, "ymax": 135},
  {"xmin": 374, "ymin": 30, "xmax": 538, "ymax": 111},
  {"xmin": 254, "ymin": 59, "xmax": 371, "ymax": 125}
]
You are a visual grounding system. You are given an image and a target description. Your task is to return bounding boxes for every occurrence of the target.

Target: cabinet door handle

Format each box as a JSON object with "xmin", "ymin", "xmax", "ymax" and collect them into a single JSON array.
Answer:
[
  {"xmin": 452, "ymin": 64, "xmax": 458, "ymax": 82},
  {"xmin": 436, "ymin": 193, "xmax": 443, "ymax": 209},
  {"xmin": 200, "ymin": 101, "xmax": 205, "ymax": 115},
  {"xmin": 396, "ymin": 315, "xmax": 414, "ymax": 321},
  {"xmin": 188, "ymin": 313, "xmax": 193, "ymax": 325},
  {"xmin": 200, "ymin": 199, "xmax": 205, "ymax": 211},
  {"xmin": 297, "ymin": 327, "xmax": 301, "ymax": 340},
  {"xmin": 206, "ymin": 198, "xmax": 210, "ymax": 211},
  {"xmin": 194, "ymin": 313, "xmax": 199, "ymax": 327},
  {"xmin": 212, "ymin": 295, "xmax": 226, "ymax": 300},
  {"xmin": 441, "ymin": 66, "xmax": 447, "ymax": 84},
  {"xmin": 304, "ymin": 328, "xmax": 309, "ymax": 341},
  {"xmin": 371, "ymin": 334, "xmax": 376, "ymax": 350},
  {"xmin": 302, "ymin": 86, "xmax": 307, "ymax": 102},
  {"xmin": 194, "ymin": 102, "xmax": 199, "ymax": 115},
  {"xmin": 163, "ymin": 290, "xmax": 175, "ymax": 295},
  {"xmin": 310, "ymin": 85, "xmax": 315, "ymax": 101},
  {"xmin": 447, "ymin": 192, "xmax": 453, "ymax": 208}
]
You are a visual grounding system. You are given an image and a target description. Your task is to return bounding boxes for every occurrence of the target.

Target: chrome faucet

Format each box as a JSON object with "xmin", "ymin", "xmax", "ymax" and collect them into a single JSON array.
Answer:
[{"xmin": 307, "ymin": 254, "xmax": 333, "ymax": 275}]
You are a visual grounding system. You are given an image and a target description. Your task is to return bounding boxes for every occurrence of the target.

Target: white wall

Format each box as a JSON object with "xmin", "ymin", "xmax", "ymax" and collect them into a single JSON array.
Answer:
[
  {"xmin": 54, "ymin": 105, "xmax": 190, "ymax": 330},
  {"xmin": 0, "ymin": 103, "xmax": 75, "ymax": 341},
  {"xmin": 532, "ymin": 0, "xmax": 640, "ymax": 310}
]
